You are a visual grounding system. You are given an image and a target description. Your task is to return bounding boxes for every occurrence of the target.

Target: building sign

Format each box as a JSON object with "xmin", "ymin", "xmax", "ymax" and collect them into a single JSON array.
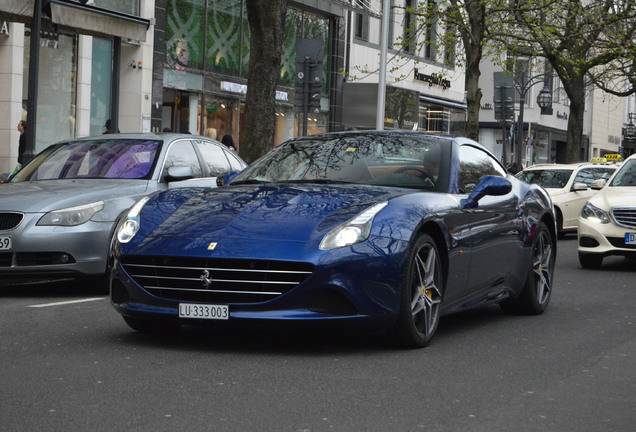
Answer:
[
  {"xmin": 220, "ymin": 81, "xmax": 288, "ymax": 101},
  {"xmin": 1, "ymin": 21, "xmax": 9, "ymax": 36},
  {"xmin": 414, "ymin": 69, "xmax": 450, "ymax": 90}
]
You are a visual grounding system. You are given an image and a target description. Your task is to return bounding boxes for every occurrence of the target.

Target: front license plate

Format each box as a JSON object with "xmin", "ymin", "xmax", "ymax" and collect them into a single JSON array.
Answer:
[
  {"xmin": 0, "ymin": 235, "xmax": 11, "ymax": 251},
  {"xmin": 179, "ymin": 303, "xmax": 229, "ymax": 320},
  {"xmin": 625, "ymin": 233, "xmax": 636, "ymax": 245}
]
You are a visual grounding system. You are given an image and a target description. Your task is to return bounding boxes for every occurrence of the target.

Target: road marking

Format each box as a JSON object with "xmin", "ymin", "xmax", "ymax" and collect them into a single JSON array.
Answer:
[{"xmin": 28, "ymin": 298, "xmax": 106, "ymax": 308}]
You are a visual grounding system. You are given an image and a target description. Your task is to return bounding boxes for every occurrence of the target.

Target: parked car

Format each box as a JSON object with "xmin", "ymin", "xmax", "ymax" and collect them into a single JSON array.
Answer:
[
  {"xmin": 0, "ymin": 133, "xmax": 247, "ymax": 288},
  {"xmin": 578, "ymin": 153, "xmax": 636, "ymax": 268},
  {"xmin": 516, "ymin": 162, "xmax": 617, "ymax": 237},
  {"xmin": 110, "ymin": 131, "xmax": 556, "ymax": 348}
]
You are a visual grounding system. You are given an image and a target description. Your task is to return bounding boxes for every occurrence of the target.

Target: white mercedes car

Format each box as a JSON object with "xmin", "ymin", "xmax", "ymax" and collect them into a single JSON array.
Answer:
[
  {"xmin": 517, "ymin": 162, "xmax": 617, "ymax": 238},
  {"xmin": 578, "ymin": 154, "xmax": 636, "ymax": 268}
]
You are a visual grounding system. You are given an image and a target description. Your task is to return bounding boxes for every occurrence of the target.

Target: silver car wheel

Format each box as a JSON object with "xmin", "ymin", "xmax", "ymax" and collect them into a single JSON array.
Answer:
[
  {"xmin": 410, "ymin": 240, "xmax": 442, "ymax": 339},
  {"xmin": 532, "ymin": 228, "xmax": 553, "ymax": 305}
]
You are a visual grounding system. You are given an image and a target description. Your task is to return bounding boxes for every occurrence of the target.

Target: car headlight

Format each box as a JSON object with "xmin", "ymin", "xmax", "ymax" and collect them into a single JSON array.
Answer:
[
  {"xmin": 116, "ymin": 196, "xmax": 151, "ymax": 243},
  {"xmin": 319, "ymin": 202, "xmax": 388, "ymax": 250},
  {"xmin": 37, "ymin": 201, "xmax": 104, "ymax": 226},
  {"xmin": 580, "ymin": 202, "xmax": 610, "ymax": 224}
]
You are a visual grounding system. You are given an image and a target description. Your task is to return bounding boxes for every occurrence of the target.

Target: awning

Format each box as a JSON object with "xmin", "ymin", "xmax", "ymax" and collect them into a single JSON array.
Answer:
[
  {"xmin": 420, "ymin": 94, "xmax": 467, "ymax": 111},
  {"xmin": 0, "ymin": 0, "xmax": 150, "ymax": 42},
  {"xmin": 50, "ymin": 1, "xmax": 150, "ymax": 41},
  {"xmin": 0, "ymin": 0, "xmax": 33, "ymax": 24}
]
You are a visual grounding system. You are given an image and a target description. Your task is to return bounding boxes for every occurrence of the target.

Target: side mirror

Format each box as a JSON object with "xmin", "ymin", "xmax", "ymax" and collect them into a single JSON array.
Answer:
[
  {"xmin": 166, "ymin": 166, "xmax": 194, "ymax": 182},
  {"xmin": 572, "ymin": 182, "xmax": 588, "ymax": 191},
  {"xmin": 460, "ymin": 176, "xmax": 512, "ymax": 209},
  {"xmin": 590, "ymin": 179, "xmax": 606, "ymax": 190},
  {"xmin": 216, "ymin": 171, "xmax": 239, "ymax": 187}
]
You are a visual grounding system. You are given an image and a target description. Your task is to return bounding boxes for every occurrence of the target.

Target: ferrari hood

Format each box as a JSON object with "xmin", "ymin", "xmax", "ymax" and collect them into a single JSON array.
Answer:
[
  {"xmin": 138, "ymin": 184, "xmax": 404, "ymax": 243},
  {"xmin": 0, "ymin": 180, "xmax": 151, "ymax": 213}
]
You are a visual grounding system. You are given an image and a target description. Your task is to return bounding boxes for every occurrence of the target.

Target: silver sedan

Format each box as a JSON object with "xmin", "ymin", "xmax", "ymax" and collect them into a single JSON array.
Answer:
[{"xmin": 0, "ymin": 133, "xmax": 246, "ymax": 288}]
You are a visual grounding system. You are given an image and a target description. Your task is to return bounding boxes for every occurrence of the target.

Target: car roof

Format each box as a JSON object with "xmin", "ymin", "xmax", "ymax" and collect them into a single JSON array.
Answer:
[
  {"xmin": 65, "ymin": 132, "xmax": 210, "ymax": 142},
  {"xmin": 522, "ymin": 162, "xmax": 618, "ymax": 170}
]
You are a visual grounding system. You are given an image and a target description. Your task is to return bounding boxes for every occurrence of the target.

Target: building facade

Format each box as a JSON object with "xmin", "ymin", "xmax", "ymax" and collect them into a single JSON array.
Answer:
[{"xmin": 0, "ymin": 0, "xmax": 154, "ymax": 173}]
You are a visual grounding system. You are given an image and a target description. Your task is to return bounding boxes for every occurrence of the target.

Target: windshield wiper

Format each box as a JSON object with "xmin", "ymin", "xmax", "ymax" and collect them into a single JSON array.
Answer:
[
  {"xmin": 231, "ymin": 179, "xmax": 272, "ymax": 185},
  {"xmin": 283, "ymin": 179, "xmax": 351, "ymax": 184}
]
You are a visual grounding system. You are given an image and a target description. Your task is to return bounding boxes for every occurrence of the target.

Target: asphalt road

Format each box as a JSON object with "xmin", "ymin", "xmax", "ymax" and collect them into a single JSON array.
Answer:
[{"xmin": 0, "ymin": 237, "xmax": 634, "ymax": 432}]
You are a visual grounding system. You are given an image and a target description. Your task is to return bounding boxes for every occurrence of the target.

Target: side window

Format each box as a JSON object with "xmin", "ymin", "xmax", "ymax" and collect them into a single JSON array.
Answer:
[
  {"xmin": 595, "ymin": 168, "xmax": 615, "ymax": 181},
  {"xmin": 226, "ymin": 152, "xmax": 246, "ymax": 172},
  {"xmin": 163, "ymin": 140, "xmax": 202, "ymax": 179},
  {"xmin": 195, "ymin": 140, "xmax": 231, "ymax": 177},
  {"xmin": 458, "ymin": 145, "xmax": 506, "ymax": 193}
]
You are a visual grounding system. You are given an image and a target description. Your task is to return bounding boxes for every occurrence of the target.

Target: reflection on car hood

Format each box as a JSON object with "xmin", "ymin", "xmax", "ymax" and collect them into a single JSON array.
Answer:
[
  {"xmin": 139, "ymin": 183, "xmax": 406, "ymax": 243},
  {"xmin": 589, "ymin": 185, "xmax": 636, "ymax": 210},
  {"xmin": 0, "ymin": 179, "xmax": 151, "ymax": 213}
]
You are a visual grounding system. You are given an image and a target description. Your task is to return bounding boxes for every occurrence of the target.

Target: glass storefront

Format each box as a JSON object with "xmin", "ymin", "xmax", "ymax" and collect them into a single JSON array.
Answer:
[
  {"xmin": 90, "ymin": 38, "xmax": 113, "ymax": 136},
  {"xmin": 163, "ymin": 0, "xmax": 332, "ymax": 144},
  {"xmin": 23, "ymin": 30, "xmax": 78, "ymax": 153}
]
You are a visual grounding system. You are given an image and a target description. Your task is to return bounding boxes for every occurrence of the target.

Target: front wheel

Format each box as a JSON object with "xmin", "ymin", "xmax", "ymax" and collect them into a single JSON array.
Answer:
[
  {"xmin": 501, "ymin": 221, "xmax": 554, "ymax": 315},
  {"xmin": 391, "ymin": 234, "xmax": 444, "ymax": 348}
]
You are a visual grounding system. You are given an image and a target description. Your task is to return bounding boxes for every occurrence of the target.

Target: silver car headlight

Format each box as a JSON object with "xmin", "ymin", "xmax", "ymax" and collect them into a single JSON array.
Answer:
[
  {"xmin": 116, "ymin": 196, "xmax": 151, "ymax": 243},
  {"xmin": 319, "ymin": 202, "xmax": 388, "ymax": 250},
  {"xmin": 580, "ymin": 202, "xmax": 610, "ymax": 224},
  {"xmin": 37, "ymin": 201, "xmax": 104, "ymax": 226}
]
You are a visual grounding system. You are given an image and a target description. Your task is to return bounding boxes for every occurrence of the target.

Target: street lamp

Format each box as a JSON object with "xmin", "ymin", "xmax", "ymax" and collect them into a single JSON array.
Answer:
[
  {"xmin": 625, "ymin": 113, "xmax": 636, "ymax": 137},
  {"xmin": 514, "ymin": 71, "xmax": 553, "ymax": 166},
  {"xmin": 537, "ymin": 85, "xmax": 553, "ymax": 115}
]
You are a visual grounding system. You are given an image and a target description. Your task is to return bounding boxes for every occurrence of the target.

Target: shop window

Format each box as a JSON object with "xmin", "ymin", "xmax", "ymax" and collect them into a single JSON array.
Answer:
[
  {"xmin": 166, "ymin": 0, "xmax": 205, "ymax": 71},
  {"xmin": 24, "ymin": 30, "xmax": 78, "ymax": 153},
  {"xmin": 206, "ymin": 0, "xmax": 246, "ymax": 74}
]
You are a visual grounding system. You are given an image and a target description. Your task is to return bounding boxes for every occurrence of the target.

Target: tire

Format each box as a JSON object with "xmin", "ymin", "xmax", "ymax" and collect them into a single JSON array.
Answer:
[
  {"xmin": 500, "ymin": 221, "xmax": 554, "ymax": 315},
  {"xmin": 391, "ymin": 234, "xmax": 444, "ymax": 348},
  {"xmin": 578, "ymin": 252, "xmax": 603, "ymax": 269},
  {"xmin": 123, "ymin": 316, "xmax": 181, "ymax": 333},
  {"xmin": 556, "ymin": 210, "xmax": 566, "ymax": 239}
]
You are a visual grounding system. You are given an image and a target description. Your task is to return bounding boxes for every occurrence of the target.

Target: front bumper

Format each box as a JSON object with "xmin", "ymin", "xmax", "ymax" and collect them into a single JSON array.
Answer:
[
  {"xmin": 110, "ymin": 237, "xmax": 409, "ymax": 328},
  {"xmin": 577, "ymin": 217, "xmax": 636, "ymax": 258},
  {"xmin": 0, "ymin": 214, "xmax": 113, "ymax": 282}
]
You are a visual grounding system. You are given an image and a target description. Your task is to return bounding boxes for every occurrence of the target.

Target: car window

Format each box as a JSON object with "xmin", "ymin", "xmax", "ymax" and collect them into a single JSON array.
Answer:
[
  {"xmin": 231, "ymin": 134, "xmax": 448, "ymax": 191},
  {"xmin": 163, "ymin": 140, "xmax": 202, "ymax": 178},
  {"xmin": 458, "ymin": 145, "xmax": 506, "ymax": 193},
  {"xmin": 12, "ymin": 139, "xmax": 160, "ymax": 181},
  {"xmin": 517, "ymin": 169, "xmax": 573, "ymax": 188},
  {"xmin": 226, "ymin": 152, "xmax": 246, "ymax": 172},
  {"xmin": 194, "ymin": 140, "xmax": 232, "ymax": 177}
]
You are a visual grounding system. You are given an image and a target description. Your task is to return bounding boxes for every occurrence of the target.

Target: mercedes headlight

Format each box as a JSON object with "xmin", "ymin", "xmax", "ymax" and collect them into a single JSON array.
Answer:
[
  {"xmin": 37, "ymin": 201, "xmax": 104, "ymax": 226},
  {"xmin": 117, "ymin": 196, "xmax": 151, "ymax": 243},
  {"xmin": 581, "ymin": 202, "xmax": 610, "ymax": 224},
  {"xmin": 319, "ymin": 202, "xmax": 388, "ymax": 250}
]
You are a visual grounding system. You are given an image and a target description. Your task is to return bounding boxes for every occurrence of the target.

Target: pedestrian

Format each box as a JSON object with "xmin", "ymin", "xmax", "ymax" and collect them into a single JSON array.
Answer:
[
  {"xmin": 221, "ymin": 134, "xmax": 236, "ymax": 151},
  {"xmin": 507, "ymin": 161, "xmax": 519, "ymax": 175},
  {"xmin": 17, "ymin": 120, "xmax": 26, "ymax": 165},
  {"xmin": 104, "ymin": 119, "xmax": 112, "ymax": 134}
]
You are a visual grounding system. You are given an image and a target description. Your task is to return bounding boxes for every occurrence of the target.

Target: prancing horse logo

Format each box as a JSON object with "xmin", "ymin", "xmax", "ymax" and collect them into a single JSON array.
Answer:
[{"xmin": 200, "ymin": 269, "xmax": 213, "ymax": 288}]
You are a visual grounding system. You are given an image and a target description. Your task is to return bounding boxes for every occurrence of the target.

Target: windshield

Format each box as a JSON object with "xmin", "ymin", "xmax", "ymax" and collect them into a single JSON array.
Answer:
[
  {"xmin": 231, "ymin": 134, "xmax": 446, "ymax": 191},
  {"xmin": 12, "ymin": 139, "xmax": 160, "ymax": 181},
  {"xmin": 516, "ymin": 169, "xmax": 573, "ymax": 188},
  {"xmin": 610, "ymin": 160, "xmax": 636, "ymax": 186}
]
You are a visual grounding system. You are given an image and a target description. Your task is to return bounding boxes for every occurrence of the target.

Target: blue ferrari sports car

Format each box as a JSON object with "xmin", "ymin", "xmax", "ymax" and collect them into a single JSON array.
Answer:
[{"xmin": 110, "ymin": 131, "xmax": 556, "ymax": 348}]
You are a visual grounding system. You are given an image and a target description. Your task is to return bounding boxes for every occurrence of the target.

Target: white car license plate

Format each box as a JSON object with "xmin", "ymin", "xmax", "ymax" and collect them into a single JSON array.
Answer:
[
  {"xmin": 625, "ymin": 233, "xmax": 636, "ymax": 245},
  {"xmin": 0, "ymin": 235, "xmax": 11, "ymax": 251},
  {"xmin": 179, "ymin": 303, "xmax": 229, "ymax": 320}
]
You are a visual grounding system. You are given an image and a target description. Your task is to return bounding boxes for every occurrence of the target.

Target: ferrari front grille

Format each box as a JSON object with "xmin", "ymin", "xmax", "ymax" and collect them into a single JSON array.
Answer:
[
  {"xmin": 119, "ymin": 256, "xmax": 313, "ymax": 304},
  {"xmin": 611, "ymin": 207, "xmax": 636, "ymax": 229}
]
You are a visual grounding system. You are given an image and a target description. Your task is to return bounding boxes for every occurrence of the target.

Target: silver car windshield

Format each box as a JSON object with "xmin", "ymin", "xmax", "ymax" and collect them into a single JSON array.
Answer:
[
  {"xmin": 231, "ymin": 134, "xmax": 444, "ymax": 190},
  {"xmin": 13, "ymin": 139, "xmax": 160, "ymax": 181},
  {"xmin": 610, "ymin": 160, "xmax": 636, "ymax": 187}
]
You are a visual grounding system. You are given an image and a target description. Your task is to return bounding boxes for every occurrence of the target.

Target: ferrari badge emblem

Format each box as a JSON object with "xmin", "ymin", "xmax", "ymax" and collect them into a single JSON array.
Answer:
[
  {"xmin": 208, "ymin": 242, "xmax": 217, "ymax": 250},
  {"xmin": 200, "ymin": 270, "xmax": 213, "ymax": 288}
]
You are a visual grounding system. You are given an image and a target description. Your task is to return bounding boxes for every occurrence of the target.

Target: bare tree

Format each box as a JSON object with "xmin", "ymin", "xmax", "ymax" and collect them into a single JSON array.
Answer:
[{"xmin": 502, "ymin": 0, "xmax": 636, "ymax": 162}]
